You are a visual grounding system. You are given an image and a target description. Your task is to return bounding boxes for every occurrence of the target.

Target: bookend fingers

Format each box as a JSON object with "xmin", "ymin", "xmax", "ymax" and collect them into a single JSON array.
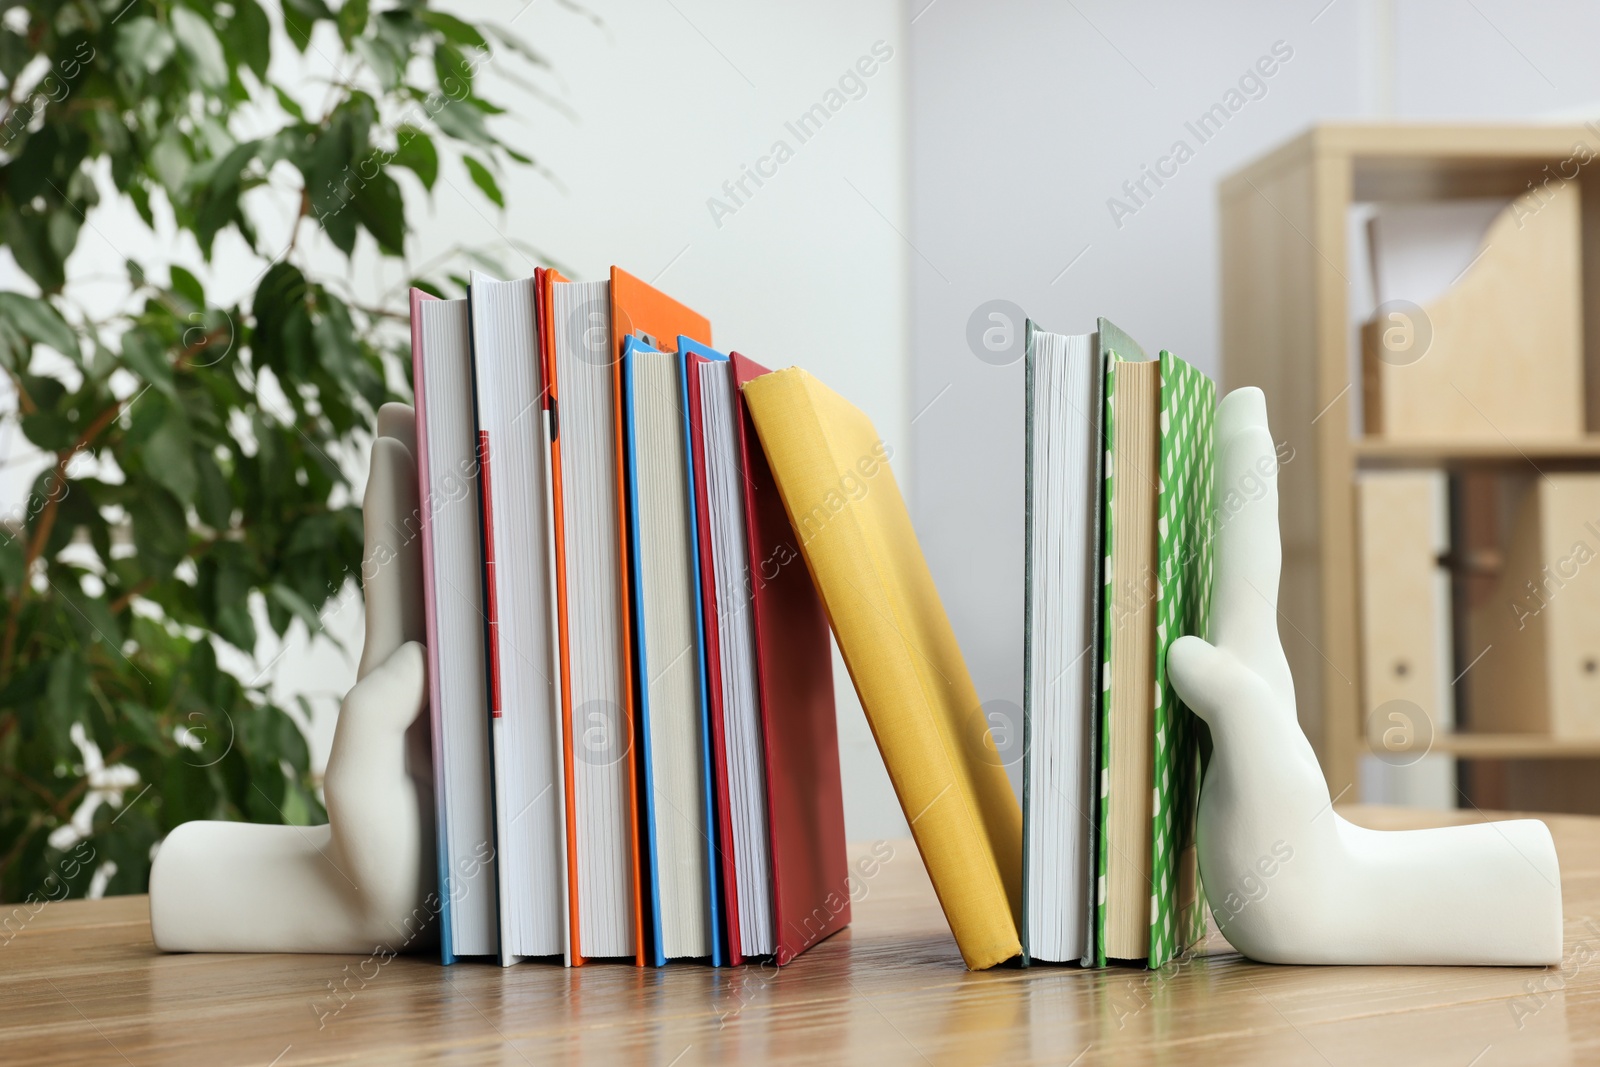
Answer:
[{"xmin": 357, "ymin": 410, "xmax": 426, "ymax": 682}]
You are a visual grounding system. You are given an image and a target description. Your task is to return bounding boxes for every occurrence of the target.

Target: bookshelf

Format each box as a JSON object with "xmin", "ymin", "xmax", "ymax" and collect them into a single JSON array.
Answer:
[{"xmin": 1220, "ymin": 122, "xmax": 1600, "ymax": 799}]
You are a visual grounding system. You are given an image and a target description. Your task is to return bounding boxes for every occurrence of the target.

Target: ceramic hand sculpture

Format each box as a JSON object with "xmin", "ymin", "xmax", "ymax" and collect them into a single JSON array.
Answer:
[
  {"xmin": 150, "ymin": 403, "xmax": 435, "ymax": 953},
  {"xmin": 1168, "ymin": 388, "xmax": 1563, "ymax": 965}
]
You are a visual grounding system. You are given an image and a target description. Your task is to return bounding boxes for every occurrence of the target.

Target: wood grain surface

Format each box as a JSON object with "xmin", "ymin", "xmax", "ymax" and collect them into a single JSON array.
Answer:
[{"xmin": 3, "ymin": 806, "xmax": 1594, "ymax": 1066}]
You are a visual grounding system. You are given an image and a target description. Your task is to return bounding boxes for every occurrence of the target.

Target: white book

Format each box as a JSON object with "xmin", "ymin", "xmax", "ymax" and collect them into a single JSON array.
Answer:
[
  {"xmin": 411, "ymin": 295, "xmax": 497, "ymax": 960},
  {"xmin": 467, "ymin": 272, "xmax": 568, "ymax": 965},
  {"xmin": 1022, "ymin": 326, "xmax": 1101, "ymax": 964},
  {"xmin": 622, "ymin": 338, "xmax": 711, "ymax": 961},
  {"xmin": 697, "ymin": 358, "xmax": 773, "ymax": 955},
  {"xmin": 549, "ymin": 278, "xmax": 636, "ymax": 959}
]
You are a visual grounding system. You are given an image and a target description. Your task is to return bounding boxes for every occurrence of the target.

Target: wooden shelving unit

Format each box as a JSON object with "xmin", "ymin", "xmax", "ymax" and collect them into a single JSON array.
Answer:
[{"xmin": 1220, "ymin": 123, "xmax": 1600, "ymax": 795}]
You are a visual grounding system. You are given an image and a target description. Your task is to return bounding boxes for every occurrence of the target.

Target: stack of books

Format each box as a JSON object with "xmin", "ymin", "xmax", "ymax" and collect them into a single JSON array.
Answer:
[
  {"xmin": 1019, "ymin": 319, "xmax": 1214, "ymax": 970},
  {"xmin": 411, "ymin": 268, "xmax": 1216, "ymax": 972},
  {"xmin": 410, "ymin": 268, "xmax": 848, "ymax": 967},
  {"xmin": 733, "ymin": 316, "xmax": 1216, "ymax": 971}
]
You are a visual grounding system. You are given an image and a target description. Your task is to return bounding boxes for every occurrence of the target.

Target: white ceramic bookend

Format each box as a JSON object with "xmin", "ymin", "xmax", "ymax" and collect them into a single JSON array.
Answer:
[
  {"xmin": 1168, "ymin": 387, "xmax": 1563, "ymax": 965},
  {"xmin": 150, "ymin": 402, "xmax": 437, "ymax": 954}
]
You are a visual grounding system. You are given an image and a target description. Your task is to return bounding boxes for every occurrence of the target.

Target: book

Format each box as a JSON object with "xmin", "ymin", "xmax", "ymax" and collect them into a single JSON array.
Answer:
[
  {"xmin": 683, "ymin": 339, "xmax": 763, "ymax": 963},
  {"xmin": 1020, "ymin": 321, "xmax": 1103, "ymax": 967},
  {"xmin": 729, "ymin": 352, "xmax": 849, "ymax": 965},
  {"xmin": 540, "ymin": 271, "xmax": 642, "ymax": 964},
  {"xmin": 410, "ymin": 289, "xmax": 498, "ymax": 963},
  {"xmin": 605, "ymin": 268, "xmax": 712, "ymax": 964},
  {"xmin": 1093, "ymin": 338, "xmax": 1215, "ymax": 968},
  {"xmin": 1096, "ymin": 348, "xmax": 1159, "ymax": 965},
  {"xmin": 689, "ymin": 345, "xmax": 768, "ymax": 964},
  {"xmin": 619, "ymin": 333, "xmax": 717, "ymax": 965},
  {"xmin": 465, "ymin": 272, "xmax": 568, "ymax": 966},
  {"xmin": 1146, "ymin": 349, "xmax": 1214, "ymax": 968},
  {"xmin": 676, "ymin": 336, "xmax": 729, "ymax": 968},
  {"xmin": 742, "ymin": 367, "xmax": 1022, "ymax": 971}
]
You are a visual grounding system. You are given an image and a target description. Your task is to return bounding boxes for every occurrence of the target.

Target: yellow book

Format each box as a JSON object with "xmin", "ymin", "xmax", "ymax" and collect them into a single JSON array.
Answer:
[{"xmin": 742, "ymin": 367, "xmax": 1023, "ymax": 969}]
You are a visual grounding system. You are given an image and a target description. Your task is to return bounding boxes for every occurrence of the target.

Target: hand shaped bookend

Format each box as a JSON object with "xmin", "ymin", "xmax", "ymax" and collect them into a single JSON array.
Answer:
[
  {"xmin": 1168, "ymin": 388, "xmax": 1562, "ymax": 965},
  {"xmin": 149, "ymin": 403, "xmax": 436, "ymax": 953}
]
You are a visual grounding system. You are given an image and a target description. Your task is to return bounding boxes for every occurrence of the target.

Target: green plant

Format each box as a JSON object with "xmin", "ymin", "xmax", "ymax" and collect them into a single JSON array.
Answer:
[{"xmin": 0, "ymin": 0, "xmax": 547, "ymax": 903}]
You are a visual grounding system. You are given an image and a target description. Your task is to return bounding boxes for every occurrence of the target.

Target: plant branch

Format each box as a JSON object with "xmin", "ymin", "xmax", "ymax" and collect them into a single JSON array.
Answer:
[{"xmin": 0, "ymin": 323, "xmax": 230, "ymax": 672}]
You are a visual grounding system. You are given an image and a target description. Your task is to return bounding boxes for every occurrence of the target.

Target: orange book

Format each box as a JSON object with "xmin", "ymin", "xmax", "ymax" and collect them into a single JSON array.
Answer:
[
  {"xmin": 536, "ymin": 267, "xmax": 590, "ymax": 963},
  {"xmin": 607, "ymin": 267, "xmax": 711, "ymax": 965}
]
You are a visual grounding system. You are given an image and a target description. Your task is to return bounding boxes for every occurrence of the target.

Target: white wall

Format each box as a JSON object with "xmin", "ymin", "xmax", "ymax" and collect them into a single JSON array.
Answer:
[{"xmin": 906, "ymin": 0, "xmax": 1600, "ymax": 802}]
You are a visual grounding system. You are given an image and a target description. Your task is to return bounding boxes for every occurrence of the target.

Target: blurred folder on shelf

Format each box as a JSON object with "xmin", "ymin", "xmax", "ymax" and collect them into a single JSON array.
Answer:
[
  {"xmin": 1359, "ymin": 182, "xmax": 1583, "ymax": 441},
  {"xmin": 1469, "ymin": 474, "xmax": 1600, "ymax": 739}
]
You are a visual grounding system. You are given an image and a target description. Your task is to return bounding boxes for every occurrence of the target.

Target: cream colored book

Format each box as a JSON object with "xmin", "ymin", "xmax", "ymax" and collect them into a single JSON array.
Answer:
[{"xmin": 1098, "ymin": 356, "xmax": 1158, "ymax": 963}]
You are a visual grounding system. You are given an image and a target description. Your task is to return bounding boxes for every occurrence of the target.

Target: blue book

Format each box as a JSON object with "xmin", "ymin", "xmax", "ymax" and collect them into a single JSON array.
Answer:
[
  {"xmin": 620, "ymin": 335, "xmax": 724, "ymax": 966},
  {"xmin": 676, "ymin": 336, "xmax": 730, "ymax": 968}
]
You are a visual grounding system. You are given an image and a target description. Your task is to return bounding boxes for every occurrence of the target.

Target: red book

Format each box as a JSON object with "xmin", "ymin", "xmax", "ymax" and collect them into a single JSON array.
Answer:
[{"xmin": 730, "ymin": 352, "xmax": 851, "ymax": 965}]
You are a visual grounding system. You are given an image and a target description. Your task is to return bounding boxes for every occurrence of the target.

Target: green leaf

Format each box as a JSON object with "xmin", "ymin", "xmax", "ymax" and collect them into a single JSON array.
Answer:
[
  {"xmin": 272, "ymin": 86, "xmax": 306, "ymax": 121},
  {"xmin": 462, "ymin": 155, "xmax": 503, "ymax": 208},
  {"xmin": 190, "ymin": 140, "xmax": 259, "ymax": 257},
  {"xmin": 128, "ymin": 483, "xmax": 189, "ymax": 578},
  {"xmin": 44, "ymin": 653, "xmax": 86, "ymax": 754},
  {"xmin": 269, "ymin": 584, "xmax": 323, "ymax": 635},
  {"xmin": 227, "ymin": 0, "xmax": 273, "ymax": 80},
  {"xmin": 434, "ymin": 41, "xmax": 473, "ymax": 100},
  {"xmin": 422, "ymin": 11, "xmax": 487, "ymax": 49},
  {"xmin": 485, "ymin": 23, "xmax": 550, "ymax": 68},
  {"xmin": 390, "ymin": 126, "xmax": 437, "ymax": 190},
  {"xmin": 194, "ymin": 449, "xmax": 233, "ymax": 529},
  {"xmin": 0, "ymin": 530, "xmax": 22, "ymax": 598},
  {"xmin": 2, "ymin": 211, "xmax": 65, "ymax": 292},
  {"xmin": 431, "ymin": 95, "xmax": 493, "ymax": 149},
  {"xmin": 119, "ymin": 328, "xmax": 176, "ymax": 397},
  {"xmin": 0, "ymin": 294, "xmax": 78, "ymax": 360},
  {"xmin": 337, "ymin": 0, "xmax": 369, "ymax": 47},
  {"xmin": 0, "ymin": 29, "xmax": 29, "ymax": 80},
  {"xmin": 139, "ymin": 398, "xmax": 198, "ymax": 506},
  {"xmin": 116, "ymin": 17, "xmax": 176, "ymax": 76},
  {"xmin": 169, "ymin": 266, "xmax": 205, "ymax": 309},
  {"xmin": 171, "ymin": 7, "xmax": 229, "ymax": 89},
  {"xmin": 352, "ymin": 170, "xmax": 406, "ymax": 255},
  {"xmin": 21, "ymin": 409, "xmax": 73, "ymax": 451}
]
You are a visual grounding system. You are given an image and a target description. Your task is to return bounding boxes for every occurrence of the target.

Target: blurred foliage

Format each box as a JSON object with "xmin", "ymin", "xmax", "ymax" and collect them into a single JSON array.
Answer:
[{"xmin": 0, "ymin": 0, "xmax": 547, "ymax": 902}]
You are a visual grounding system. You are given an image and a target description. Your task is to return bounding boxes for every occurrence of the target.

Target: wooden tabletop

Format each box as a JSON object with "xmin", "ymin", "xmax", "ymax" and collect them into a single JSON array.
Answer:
[{"xmin": 5, "ymin": 805, "xmax": 1596, "ymax": 1066}]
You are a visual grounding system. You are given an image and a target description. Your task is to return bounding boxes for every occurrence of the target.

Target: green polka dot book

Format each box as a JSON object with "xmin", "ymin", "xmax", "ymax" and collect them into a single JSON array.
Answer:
[
  {"xmin": 1092, "ymin": 335, "xmax": 1214, "ymax": 970},
  {"xmin": 1147, "ymin": 349, "xmax": 1214, "ymax": 970}
]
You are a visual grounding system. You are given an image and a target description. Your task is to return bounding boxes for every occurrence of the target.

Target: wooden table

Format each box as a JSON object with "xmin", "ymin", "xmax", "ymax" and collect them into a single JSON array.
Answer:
[{"xmin": 5, "ymin": 806, "xmax": 1597, "ymax": 1065}]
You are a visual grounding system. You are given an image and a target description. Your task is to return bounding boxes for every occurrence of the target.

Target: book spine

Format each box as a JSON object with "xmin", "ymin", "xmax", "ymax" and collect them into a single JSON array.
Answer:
[{"xmin": 479, "ymin": 430, "xmax": 502, "ymax": 720}]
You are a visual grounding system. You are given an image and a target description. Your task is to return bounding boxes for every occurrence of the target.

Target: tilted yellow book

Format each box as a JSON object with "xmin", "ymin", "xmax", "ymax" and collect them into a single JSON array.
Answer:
[{"xmin": 742, "ymin": 367, "xmax": 1023, "ymax": 969}]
